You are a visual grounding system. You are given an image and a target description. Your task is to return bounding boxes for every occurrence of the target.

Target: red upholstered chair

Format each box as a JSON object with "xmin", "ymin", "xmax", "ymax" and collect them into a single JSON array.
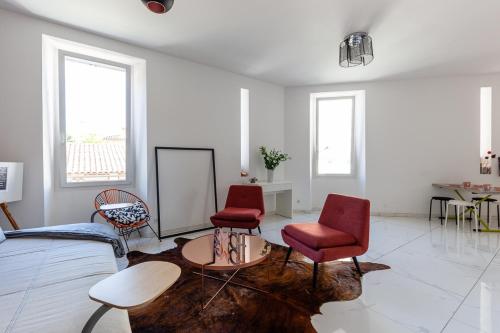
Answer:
[
  {"xmin": 281, "ymin": 193, "xmax": 370, "ymax": 288},
  {"xmin": 210, "ymin": 185, "xmax": 265, "ymax": 234}
]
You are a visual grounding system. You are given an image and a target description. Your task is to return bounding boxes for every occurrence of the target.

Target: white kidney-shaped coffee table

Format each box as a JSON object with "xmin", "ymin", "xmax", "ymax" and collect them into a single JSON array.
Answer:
[
  {"xmin": 82, "ymin": 261, "xmax": 181, "ymax": 333},
  {"xmin": 182, "ymin": 233, "xmax": 271, "ymax": 310}
]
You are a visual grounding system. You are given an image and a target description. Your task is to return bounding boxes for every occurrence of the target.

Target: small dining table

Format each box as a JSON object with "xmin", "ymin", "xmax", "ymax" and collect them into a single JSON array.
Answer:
[{"xmin": 432, "ymin": 183, "xmax": 500, "ymax": 232}]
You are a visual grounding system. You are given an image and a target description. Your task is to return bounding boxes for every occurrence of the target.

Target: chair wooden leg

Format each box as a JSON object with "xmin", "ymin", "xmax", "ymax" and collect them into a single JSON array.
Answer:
[
  {"xmin": 258, "ymin": 226, "xmax": 262, "ymax": 234},
  {"xmin": 353, "ymin": 257, "xmax": 363, "ymax": 276},
  {"xmin": 313, "ymin": 262, "xmax": 318, "ymax": 289},
  {"xmin": 284, "ymin": 247, "xmax": 293, "ymax": 265},
  {"xmin": 248, "ymin": 229, "xmax": 252, "ymax": 235}
]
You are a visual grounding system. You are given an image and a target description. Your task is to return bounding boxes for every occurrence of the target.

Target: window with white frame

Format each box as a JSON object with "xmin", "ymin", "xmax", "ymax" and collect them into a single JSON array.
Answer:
[
  {"xmin": 313, "ymin": 96, "xmax": 355, "ymax": 176},
  {"xmin": 58, "ymin": 51, "xmax": 132, "ymax": 186}
]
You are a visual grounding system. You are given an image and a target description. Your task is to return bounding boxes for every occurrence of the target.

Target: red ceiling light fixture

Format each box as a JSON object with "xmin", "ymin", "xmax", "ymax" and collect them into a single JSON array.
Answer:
[{"xmin": 141, "ymin": 0, "xmax": 174, "ymax": 14}]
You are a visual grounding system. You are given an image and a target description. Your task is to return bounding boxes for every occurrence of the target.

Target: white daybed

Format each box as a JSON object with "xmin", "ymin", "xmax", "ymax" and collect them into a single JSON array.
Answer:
[{"xmin": 0, "ymin": 237, "xmax": 131, "ymax": 333}]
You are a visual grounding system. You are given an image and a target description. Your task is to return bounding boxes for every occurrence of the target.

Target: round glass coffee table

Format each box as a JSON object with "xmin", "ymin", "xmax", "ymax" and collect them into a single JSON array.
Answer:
[{"xmin": 182, "ymin": 233, "xmax": 271, "ymax": 309}]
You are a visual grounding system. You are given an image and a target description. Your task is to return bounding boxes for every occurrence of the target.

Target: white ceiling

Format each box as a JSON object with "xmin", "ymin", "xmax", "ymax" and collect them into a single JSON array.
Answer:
[{"xmin": 2, "ymin": 0, "xmax": 500, "ymax": 86}]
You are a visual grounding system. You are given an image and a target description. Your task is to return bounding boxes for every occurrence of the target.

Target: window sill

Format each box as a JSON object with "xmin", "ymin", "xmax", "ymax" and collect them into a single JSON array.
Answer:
[
  {"xmin": 60, "ymin": 180, "xmax": 133, "ymax": 188},
  {"xmin": 313, "ymin": 173, "xmax": 357, "ymax": 179}
]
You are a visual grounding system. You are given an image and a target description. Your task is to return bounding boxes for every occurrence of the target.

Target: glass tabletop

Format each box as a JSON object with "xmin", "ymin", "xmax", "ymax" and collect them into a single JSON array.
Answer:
[{"xmin": 181, "ymin": 233, "xmax": 271, "ymax": 271}]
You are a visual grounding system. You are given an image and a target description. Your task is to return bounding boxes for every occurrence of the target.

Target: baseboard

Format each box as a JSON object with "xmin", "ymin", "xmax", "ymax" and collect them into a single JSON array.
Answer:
[
  {"xmin": 293, "ymin": 209, "xmax": 320, "ymax": 214},
  {"xmin": 371, "ymin": 212, "xmax": 428, "ymax": 218},
  {"xmin": 310, "ymin": 209, "xmax": 429, "ymax": 218},
  {"xmin": 264, "ymin": 209, "xmax": 319, "ymax": 216},
  {"xmin": 140, "ymin": 210, "xmax": 485, "ymax": 240}
]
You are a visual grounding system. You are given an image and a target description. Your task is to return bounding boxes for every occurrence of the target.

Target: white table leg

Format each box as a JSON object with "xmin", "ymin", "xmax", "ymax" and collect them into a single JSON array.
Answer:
[{"xmin": 275, "ymin": 190, "xmax": 293, "ymax": 218}]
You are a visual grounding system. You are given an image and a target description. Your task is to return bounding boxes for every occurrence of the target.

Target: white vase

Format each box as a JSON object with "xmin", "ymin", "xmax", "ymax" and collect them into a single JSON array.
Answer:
[{"xmin": 267, "ymin": 169, "xmax": 274, "ymax": 183}]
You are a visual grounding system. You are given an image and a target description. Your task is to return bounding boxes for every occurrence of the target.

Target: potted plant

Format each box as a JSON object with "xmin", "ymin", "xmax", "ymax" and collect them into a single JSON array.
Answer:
[{"xmin": 259, "ymin": 146, "xmax": 291, "ymax": 183}]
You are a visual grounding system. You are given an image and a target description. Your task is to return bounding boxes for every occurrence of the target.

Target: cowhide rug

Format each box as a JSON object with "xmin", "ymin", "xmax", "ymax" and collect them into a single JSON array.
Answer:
[{"xmin": 127, "ymin": 238, "xmax": 389, "ymax": 333}]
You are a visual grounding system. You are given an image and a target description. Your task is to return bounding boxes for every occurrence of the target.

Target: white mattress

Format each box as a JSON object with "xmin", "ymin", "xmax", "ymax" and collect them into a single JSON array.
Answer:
[{"xmin": 0, "ymin": 238, "xmax": 131, "ymax": 333}]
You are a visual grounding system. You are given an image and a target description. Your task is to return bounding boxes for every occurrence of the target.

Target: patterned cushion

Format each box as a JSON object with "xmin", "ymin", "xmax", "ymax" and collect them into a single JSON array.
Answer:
[
  {"xmin": 104, "ymin": 202, "xmax": 149, "ymax": 225},
  {"xmin": 213, "ymin": 208, "xmax": 262, "ymax": 221},
  {"xmin": 284, "ymin": 223, "xmax": 357, "ymax": 249}
]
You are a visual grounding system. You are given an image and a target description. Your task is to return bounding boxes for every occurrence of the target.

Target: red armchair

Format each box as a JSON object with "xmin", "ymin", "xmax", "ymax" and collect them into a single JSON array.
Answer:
[
  {"xmin": 281, "ymin": 193, "xmax": 370, "ymax": 288},
  {"xmin": 210, "ymin": 185, "xmax": 265, "ymax": 234}
]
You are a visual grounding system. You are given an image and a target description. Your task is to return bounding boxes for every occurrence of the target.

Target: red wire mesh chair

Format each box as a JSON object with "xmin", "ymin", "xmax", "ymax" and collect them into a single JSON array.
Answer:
[{"xmin": 92, "ymin": 189, "xmax": 157, "ymax": 251}]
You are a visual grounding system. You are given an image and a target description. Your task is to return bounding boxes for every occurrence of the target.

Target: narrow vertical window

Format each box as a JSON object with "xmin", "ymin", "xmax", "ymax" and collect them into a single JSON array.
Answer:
[
  {"xmin": 480, "ymin": 87, "xmax": 492, "ymax": 157},
  {"xmin": 315, "ymin": 97, "xmax": 355, "ymax": 175},
  {"xmin": 240, "ymin": 88, "xmax": 250, "ymax": 175}
]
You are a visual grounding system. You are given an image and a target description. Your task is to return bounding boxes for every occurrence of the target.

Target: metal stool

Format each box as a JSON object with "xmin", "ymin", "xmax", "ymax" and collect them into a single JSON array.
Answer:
[
  {"xmin": 495, "ymin": 202, "xmax": 500, "ymax": 229},
  {"xmin": 429, "ymin": 196, "xmax": 455, "ymax": 224},
  {"xmin": 472, "ymin": 197, "xmax": 498, "ymax": 227}
]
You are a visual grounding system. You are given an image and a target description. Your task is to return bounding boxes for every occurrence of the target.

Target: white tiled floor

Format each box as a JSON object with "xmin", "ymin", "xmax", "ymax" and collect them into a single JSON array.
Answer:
[{"xmin": 118, "ymin": 214, "xmax": 500, "ymax": 333}]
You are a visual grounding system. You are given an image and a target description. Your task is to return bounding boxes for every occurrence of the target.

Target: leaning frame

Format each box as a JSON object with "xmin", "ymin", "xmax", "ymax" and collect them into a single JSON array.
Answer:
[{"xmin": 154, "ymin": 147, "xmax": 218, "ymax": 240}]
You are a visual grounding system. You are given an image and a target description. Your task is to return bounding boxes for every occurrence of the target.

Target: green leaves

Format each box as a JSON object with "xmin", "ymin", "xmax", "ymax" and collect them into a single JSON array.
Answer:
[{"xmin": 259, "ymin": 146, "xmax": 291, "ymax": 170}]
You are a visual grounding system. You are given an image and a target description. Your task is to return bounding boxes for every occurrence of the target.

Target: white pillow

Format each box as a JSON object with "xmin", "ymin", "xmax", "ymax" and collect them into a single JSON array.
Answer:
[{"xmin": 0, "ymin": 227, "xmax": 5, "ymax": 244}]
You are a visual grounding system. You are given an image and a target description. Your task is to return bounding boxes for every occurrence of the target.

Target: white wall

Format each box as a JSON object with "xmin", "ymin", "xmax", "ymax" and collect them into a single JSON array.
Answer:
[
  {"xmin": 0, "ymin": 8, "xmax": 284, "ymax": 230},
  {"xmin": 286, "ymin": 74, "xmax": 500, "ymax": 214},
  {"xmin": 4, "ymin": 7, "xmax": 500, "ymax": 226}
]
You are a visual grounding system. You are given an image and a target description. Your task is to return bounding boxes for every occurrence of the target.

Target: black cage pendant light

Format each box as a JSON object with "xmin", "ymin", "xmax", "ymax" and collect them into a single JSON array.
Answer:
[
  {"xmin": 141, "ymin": 0, "xmax": 174, "ymax": 14},
  {"xmin": 339, "ymin": 32, "xmax": 374, "ymax": 68}
]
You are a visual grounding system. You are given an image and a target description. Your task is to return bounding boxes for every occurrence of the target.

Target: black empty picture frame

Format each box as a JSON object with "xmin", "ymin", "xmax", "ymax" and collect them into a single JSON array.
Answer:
[{"xmin": 155, "ymin": 147, "xmax": 218, "ymax": 240}]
